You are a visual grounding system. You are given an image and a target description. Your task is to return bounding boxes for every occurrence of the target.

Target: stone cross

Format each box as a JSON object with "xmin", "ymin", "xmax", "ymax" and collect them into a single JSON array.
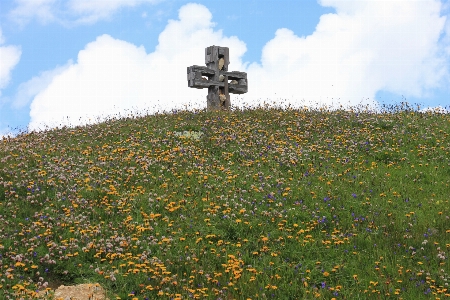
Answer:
[{"xmin": 187, "ymin": 45, "xmax": 248, "ymax": 111}]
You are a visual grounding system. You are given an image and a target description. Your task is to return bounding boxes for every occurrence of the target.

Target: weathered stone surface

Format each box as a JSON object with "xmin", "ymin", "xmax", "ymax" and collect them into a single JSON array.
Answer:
[
  {"xmin": 187, "ymin": 46, "xmax": 248, "ymax": 111},
  {"xmin": 219, "ymin": 94, "xmax": 227, "ymax": 104},
  {"xmin": 217, "ymin": 77, "xmax": 238, "ymax": 84},
  {"xmin": 37, "ymin": 283, "xmax": 109, "ymax": 300}
]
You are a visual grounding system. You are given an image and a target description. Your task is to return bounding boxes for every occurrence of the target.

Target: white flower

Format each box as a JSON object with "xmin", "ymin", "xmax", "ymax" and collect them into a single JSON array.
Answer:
[{"xmin": 174, "ymin": 131, "xmax": 204, "ymax": 140}]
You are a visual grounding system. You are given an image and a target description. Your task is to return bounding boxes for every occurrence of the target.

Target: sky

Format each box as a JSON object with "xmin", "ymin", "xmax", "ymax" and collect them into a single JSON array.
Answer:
[{"xmin": 0, "ymin": 0, "xmax": 450, "ymax": 137}]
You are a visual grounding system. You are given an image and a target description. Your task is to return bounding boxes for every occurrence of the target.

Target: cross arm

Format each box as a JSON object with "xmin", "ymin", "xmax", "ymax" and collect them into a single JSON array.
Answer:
[
  {"xmin": 222, "ymin": 71, "xmax": 248, "ymax": 94},
  {"xmin": 187, "ymin": 65, "xmax": 216, "ymax": 89},
  {"xmin": 187, "ymin": 66, "xmax": 248, "ymax": 94}
]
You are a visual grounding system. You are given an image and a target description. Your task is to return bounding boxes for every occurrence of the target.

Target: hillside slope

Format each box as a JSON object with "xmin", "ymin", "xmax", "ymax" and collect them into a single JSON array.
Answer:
[{"xmin": 1, "ymin": 107, "xmax": 449, "ymax": 299}]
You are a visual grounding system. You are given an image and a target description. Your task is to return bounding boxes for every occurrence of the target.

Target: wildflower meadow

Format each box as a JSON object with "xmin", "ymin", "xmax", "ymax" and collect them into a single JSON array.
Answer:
[{"xmin": 0, "ymin": 104, "xmax": 449, "ymax": 299}]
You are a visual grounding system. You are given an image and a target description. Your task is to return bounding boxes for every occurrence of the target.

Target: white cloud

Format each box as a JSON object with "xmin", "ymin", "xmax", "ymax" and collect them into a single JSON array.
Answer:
[
  {"xmin": 9, "ymin": 0, "xmax": 163, "ymax": 26},
  {"xmin": 247, "ymin": 0, "xmax": 448, "ymax": 108},
  {"xmin": 0, "ymin": 28, "xmax": 22, "ymax": 97},
  {"xmin": 12, "ymin": 62, "xmax": 72, "ymax": 109},
  {"xmin": 9, "ymin": 0, "xmax": 58, "ymax": 26},
  {"xmin": 67, "ymin": 0, "xmax": 162, "ymax": 24},
  {"xmin": 27, "ymin": 1, "xmax": 450, "ymax": 131},
  {"xmin": 0, "ymin": 128, "xmax": 13, "ymax": 139},
  {"xmin": 28, "ymin": 3, "xmax": 247, "ymax": 131}
]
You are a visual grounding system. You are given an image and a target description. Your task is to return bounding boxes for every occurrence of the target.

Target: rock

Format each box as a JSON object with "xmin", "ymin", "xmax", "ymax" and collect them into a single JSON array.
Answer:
[
  {"xmin": 37, "ymin": 283, "xmax": 109, "ymax": 300},
  {"xmin": 219, "ymin": 94, "xmax": 226, "ymax": 104},
  {"xmin": 230, "ymin": 80, "xmax": 238, "ymax": 84}
]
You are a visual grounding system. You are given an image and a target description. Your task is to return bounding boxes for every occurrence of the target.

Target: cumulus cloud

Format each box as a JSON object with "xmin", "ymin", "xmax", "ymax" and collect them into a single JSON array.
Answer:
[
  {"xmin": 0, "ymin": 28, "xmax": 22, "ymax": 97},
  {"xmin": 247, "ymin": 0, "xmax": 448, "ymax": 108},
  {"xmin": 27, "ymin": 1, "xmax": 450, "ymax": 131},
  {"xmin": 12, "ymin": 62, "xmax": 72, "ymax": 109},
  {"xmin": 9, "ymin": 0, "xmax": 163, "ymax": 26},
  {"xmin": 28, "ymin": 3, "xmax": 247, "ymax": 131}
]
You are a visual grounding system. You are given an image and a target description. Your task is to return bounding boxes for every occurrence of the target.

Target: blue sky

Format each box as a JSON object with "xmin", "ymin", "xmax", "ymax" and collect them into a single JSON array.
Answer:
[{"xmin": 0, "ymin": 0, "xmax": 449, "ymax": 137}]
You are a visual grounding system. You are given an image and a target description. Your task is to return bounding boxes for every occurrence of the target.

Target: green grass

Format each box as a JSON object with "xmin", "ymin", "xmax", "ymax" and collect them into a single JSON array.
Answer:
[{"xmin": 0, "ymin": 105, "xmax": 449, "ymax": 299}]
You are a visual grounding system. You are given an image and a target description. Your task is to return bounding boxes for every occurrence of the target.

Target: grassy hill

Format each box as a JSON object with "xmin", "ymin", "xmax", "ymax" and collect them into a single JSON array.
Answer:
[{"xmin": 0, "ymin": 106, "xmax": 449, "ymax": 299}]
